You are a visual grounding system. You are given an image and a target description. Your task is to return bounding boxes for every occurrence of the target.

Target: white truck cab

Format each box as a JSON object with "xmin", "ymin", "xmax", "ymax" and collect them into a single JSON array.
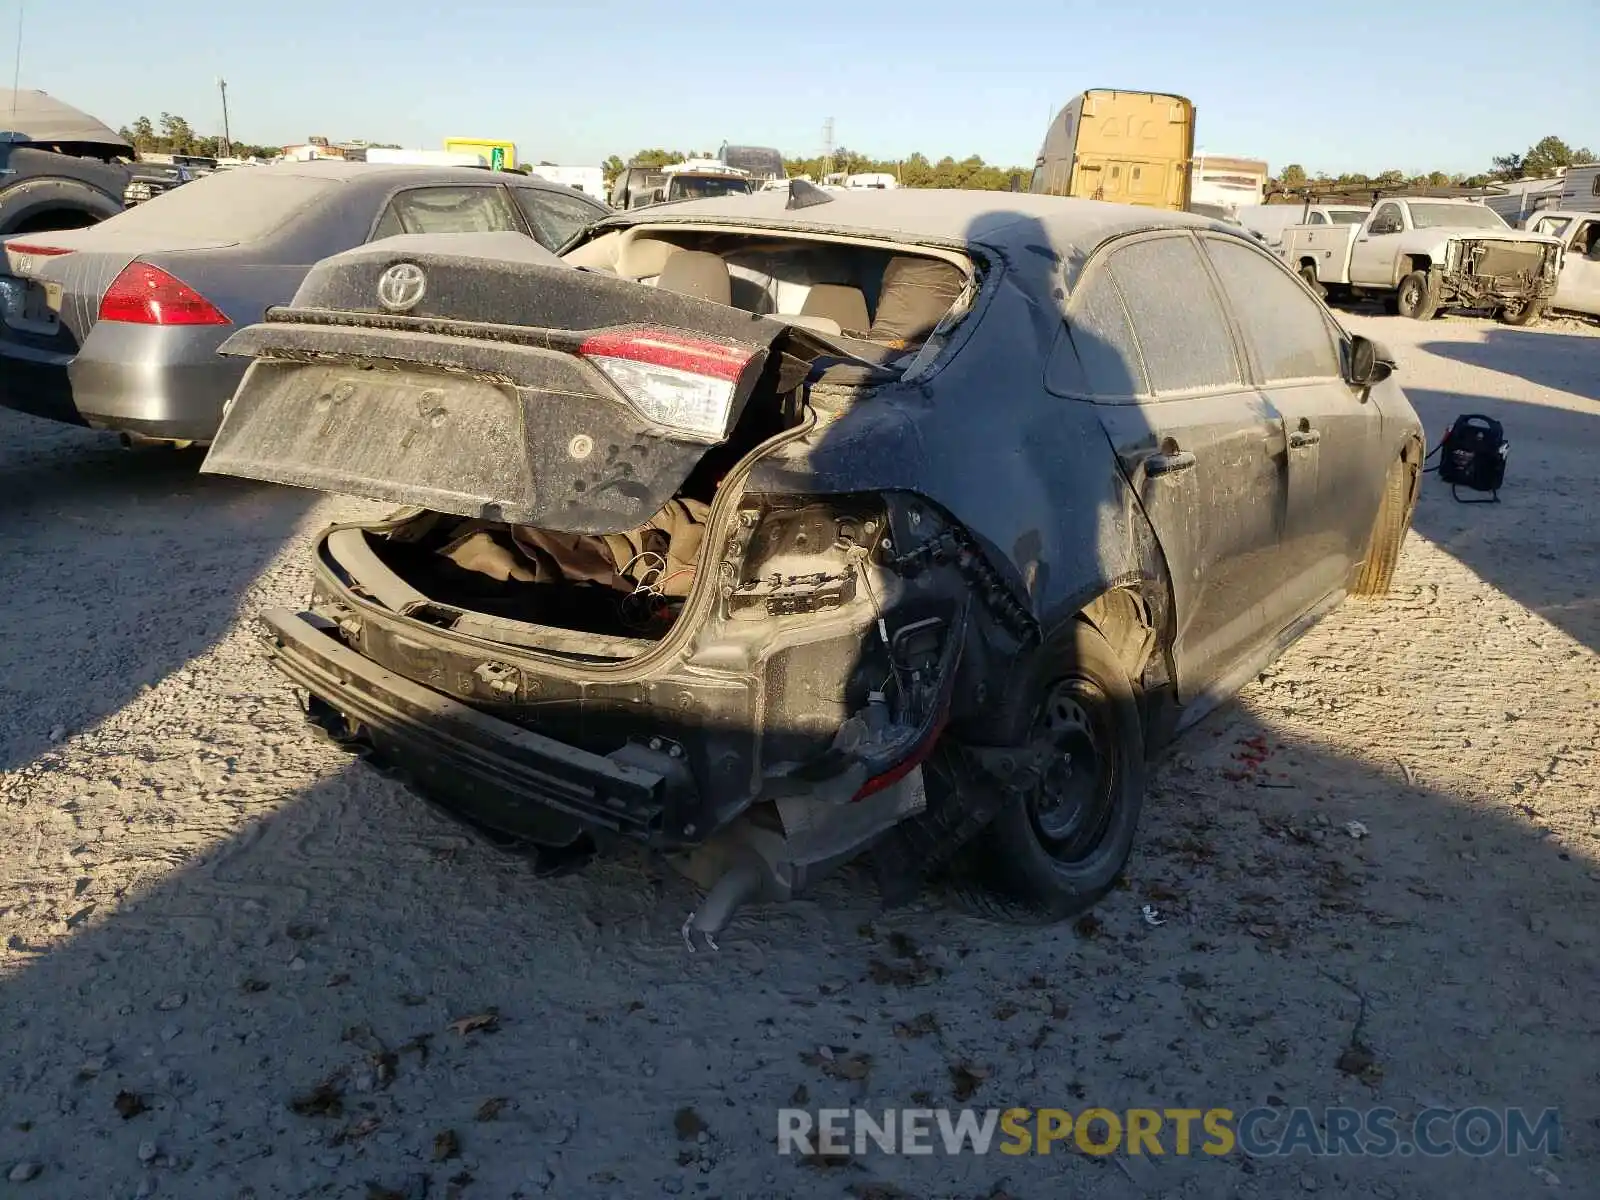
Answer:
[{"xmin": 1524, "ymin": 209, "xmax": 1600, "ymax": 317}]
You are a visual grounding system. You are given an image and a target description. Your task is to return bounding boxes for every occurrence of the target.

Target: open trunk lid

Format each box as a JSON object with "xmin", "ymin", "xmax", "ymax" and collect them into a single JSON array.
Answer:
[{"xmin": 200, "ymin": 233, "xmax": 802, "ymax": 534}]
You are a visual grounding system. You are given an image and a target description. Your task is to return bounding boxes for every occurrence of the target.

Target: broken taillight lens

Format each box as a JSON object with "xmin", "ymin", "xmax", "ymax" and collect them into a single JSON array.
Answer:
[
  {"xmin": 98, "ymin": 262, "xmax": 230, "ymax": 326},
  {"xmin": 578, "ymin": 328, "xmax": 757, "ymax": 441}
]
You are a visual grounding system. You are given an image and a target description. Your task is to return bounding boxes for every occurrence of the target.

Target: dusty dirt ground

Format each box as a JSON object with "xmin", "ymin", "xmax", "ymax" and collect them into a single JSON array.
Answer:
[{"xmin": 1, "ymin": 312, "xmax": 1596, "ymax": 1200}]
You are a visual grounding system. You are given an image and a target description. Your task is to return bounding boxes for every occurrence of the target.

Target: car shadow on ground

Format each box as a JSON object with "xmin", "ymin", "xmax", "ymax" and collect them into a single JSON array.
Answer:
[
  {"xmin": 0, "ymin": 699, "xmax": 1590, "ymax": 1198},
  {"xmin": 1419, "ymin": 327, "xmax": 1600, "ymax": 402},
  {"xmin": 0, "ymin": 411, "xmax": 315, "ymax": 773},
  {"xmin": 1404, "ymin": 386, "xmax": 1599, "ymax": 653}
]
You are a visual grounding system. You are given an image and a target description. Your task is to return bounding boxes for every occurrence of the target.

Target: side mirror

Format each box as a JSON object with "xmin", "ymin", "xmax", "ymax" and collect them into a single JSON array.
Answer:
[{"xmin": 1347, "ymin": 335, "xmax": 1394, "ymax": 387}]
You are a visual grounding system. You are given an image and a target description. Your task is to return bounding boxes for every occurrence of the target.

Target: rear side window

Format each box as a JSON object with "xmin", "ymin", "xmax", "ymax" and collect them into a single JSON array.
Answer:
[
  {"xmin": 1307, "ymin": 211, "xmax": 1327, "ymax": 225},
  {"xmin": 1049, "ymin": 261, "xmax": 1147, "ymax": 398},
  {"xmin": 372, "ymin": 186, "xmax": 523, "ymax": 238},
  {"xmin": 1203, "ymin": 237, "xmax": 1341, "ymax": 382},
  {"xmin": 513, "ymin": 188, "xmax": 602, "ymax": 250},
  {"xmin": 1105, "ymin": 235, "xmax": 1241, "ymax": 394}
]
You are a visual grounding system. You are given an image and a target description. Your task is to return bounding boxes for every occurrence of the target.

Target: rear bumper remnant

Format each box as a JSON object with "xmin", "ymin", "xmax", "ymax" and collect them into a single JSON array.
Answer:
[{"xmin": 260, "ymin": 607, "xmax": 679, "ymax": 842}]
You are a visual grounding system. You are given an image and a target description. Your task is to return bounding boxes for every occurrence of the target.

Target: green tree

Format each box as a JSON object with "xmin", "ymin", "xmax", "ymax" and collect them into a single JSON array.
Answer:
[
  {"xmin": 1522, "ymin": 136, "xmax": 1574, "ymax": 177},
  {"xmin": 1280, "ymin": 163, "xmax": 1307, "ymax": 187},
  {"xmin": 602, "ymin": 155, "xmax": 626, "ymax": 183},
  {"xmin": 629, "ymin": 148, "xmax": 684, "ymax": 168},
  {"xmin": 1489, "ymin": 150, "xmax": 1524, "ymax": 180},
  {"xmin": 158, "ymin": 112, "xmax": 197, "ymax": 154}
]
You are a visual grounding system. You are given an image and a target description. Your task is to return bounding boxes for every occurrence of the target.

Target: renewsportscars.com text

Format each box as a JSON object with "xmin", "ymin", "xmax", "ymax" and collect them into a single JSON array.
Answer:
[{"xmin": 777, "ymin": 1106, "xmax": 1561, "ymax": 1158}]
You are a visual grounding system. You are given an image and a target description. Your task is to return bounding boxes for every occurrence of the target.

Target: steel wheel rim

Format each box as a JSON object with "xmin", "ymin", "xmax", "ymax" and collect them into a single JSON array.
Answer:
[{"xmin": 1029, "ymin": 678, "xmax": 1117, "ymax": 857}]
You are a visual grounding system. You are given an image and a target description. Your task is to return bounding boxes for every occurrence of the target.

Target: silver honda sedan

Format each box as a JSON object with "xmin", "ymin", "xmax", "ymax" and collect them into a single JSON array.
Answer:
[{"xmin": 0, "ymin": 161, "xmax": 610, "ymax": 442}]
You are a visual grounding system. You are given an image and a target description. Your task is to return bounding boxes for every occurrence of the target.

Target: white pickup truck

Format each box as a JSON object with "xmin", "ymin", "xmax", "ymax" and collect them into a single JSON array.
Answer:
[
  {"xmin": 1279, "ymin": 197, "xmax": 1564, "ymax": 324},
  {"xmin": 1524, "ymin": 209, "xmax": 1600, "ymax": 318}
]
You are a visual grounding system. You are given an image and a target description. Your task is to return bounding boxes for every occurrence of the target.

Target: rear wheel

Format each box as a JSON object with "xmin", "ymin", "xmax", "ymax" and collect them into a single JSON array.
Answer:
[
  {"xmin": 1298, "ymin": 262, "xmax": 1326, "ymax": 299},
  {"xmin": 1353, "ymin": 457, "xmax": 1418, "ymax": 597},
  {"xmin": 969, "ymin": 624, "xmax": 1145, "ymax": 921},
  {"xmin": 1395, "ymin": 270, "xmax": 1440, "ymax": 320},
  {"xmin": 1498, "ymin": 297, "xmax": 1544, "ymax": 326}
]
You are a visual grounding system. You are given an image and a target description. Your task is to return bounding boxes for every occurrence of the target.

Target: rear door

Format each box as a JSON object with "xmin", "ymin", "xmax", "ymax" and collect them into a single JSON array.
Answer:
[
  {"xmin": 1200, "ymin": 233, "xmax": 1385, "ymax": 614},
  {"xmin": 1054, "ymin": 232, "xmax": 1290, "ymax": 698}
]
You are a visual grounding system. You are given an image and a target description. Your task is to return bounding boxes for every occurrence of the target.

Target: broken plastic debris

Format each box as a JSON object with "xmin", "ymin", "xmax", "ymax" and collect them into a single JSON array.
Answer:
[
  {"xmin": 1141, "ymin": 905, "xmax": 1166, "ymax": 927},
  {"xmin": 680, "ymin": 911, "xmax": 719, "ymax": 953},
  {"xmin": 1345, "ymin": 821, "xmax": 1370, "ymax": 840}
]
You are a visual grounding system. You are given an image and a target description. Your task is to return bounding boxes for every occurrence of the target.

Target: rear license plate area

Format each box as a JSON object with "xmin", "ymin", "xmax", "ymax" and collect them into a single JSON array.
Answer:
[{"xmin": 0, "ymin": 278, "xmax": 62, "ymax": 334}]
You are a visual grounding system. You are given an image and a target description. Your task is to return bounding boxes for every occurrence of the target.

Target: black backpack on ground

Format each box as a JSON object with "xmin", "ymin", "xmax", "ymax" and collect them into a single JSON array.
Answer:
[{"xmin": 1436, "ymin": 414, "xmax": 1508, "ymax": 503}]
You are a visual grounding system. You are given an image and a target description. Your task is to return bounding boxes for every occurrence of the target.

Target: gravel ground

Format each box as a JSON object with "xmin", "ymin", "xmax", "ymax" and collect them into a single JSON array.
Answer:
[{"xmin": 1, "ymin": 313, "xmax": 1596, "ymax": 1200}]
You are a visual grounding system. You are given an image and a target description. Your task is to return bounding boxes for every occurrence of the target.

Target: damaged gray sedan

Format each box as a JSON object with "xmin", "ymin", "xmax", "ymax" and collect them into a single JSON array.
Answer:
[{"xmin": 201, "ymin": 186, "xmax": 1423, "ymax": 942}]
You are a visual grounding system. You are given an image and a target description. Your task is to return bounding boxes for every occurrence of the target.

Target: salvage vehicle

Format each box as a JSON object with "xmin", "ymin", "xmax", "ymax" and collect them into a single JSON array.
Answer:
[
  {"xmin": 0, "ymin": 161, "xmax": 609, "ymax": 439},
  {"xmin": 609, "ymin": 165, "xmax": 669, "ymax": 210},
  {"xmin": 0, "ymin": 89, "xmax": 134, "ymax": 237},
  {"xmin": 199, "ymin": 186, "xmax": 1422, "ymax": 942},
  {"xmin": 1279, "ymin": 197, "xmax": 1563, "ymax": 323},
  {"xmin": 122, "ymin": 162, "xmax": 196, "ymax": 206},
  {"xmin": 1031, "ymin": 90, "xmax": 1195, "ymax": 211},
  {"xmin": 1523, "ymin": 210, "xmax": 1600, "ymax": 318}
]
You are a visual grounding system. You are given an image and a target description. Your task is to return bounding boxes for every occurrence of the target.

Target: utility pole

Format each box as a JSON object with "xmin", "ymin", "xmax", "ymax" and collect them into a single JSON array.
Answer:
[
  {"xmin": 822, "ymin": 116, "xmax": 834, "ymax": 181},
  {"xmin": 10, "ymin": 0, "xmax": 26, "ymax": 128},
  {"xmin": 217, "ymin": 77, "xmax": 232, "ymax": 158}
]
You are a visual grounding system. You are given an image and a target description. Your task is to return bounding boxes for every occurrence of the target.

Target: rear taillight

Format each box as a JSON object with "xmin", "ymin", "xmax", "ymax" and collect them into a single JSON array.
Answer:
[
  {"xmin": 578, "ymin": 328, "xmax": 757, "ymax": 441},
  {"xmin": 5, "ymin": 242, "xmax": 73, "ymax": 257},
  {"xmin": 98, "ymin": 262, "xmax": 230, "ymax": 326}
]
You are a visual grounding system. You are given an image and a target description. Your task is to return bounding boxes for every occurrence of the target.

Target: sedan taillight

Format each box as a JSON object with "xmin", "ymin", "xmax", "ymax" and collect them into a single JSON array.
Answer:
[
  {"xmin": 98, "ymin": 262, "xmax": 230, "ymax": 326},
  {"xmin": 578, "ymin": 327, "xmax": 758, "ymax": 441}
]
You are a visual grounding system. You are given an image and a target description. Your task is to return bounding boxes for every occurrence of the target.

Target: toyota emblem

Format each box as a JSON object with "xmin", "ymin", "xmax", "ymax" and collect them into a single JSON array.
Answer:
[{"xmin": 376, "ymin": 262, "xmax": 426, "ymax": 312}]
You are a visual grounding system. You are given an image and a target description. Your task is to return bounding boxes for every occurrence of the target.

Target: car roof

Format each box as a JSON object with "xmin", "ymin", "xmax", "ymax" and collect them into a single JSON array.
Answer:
[
  {"xmin": 259, "ymin": 160, "xmax": 597, "ymax": 195},
  {"xmin": 595, "ymin": 187, "xmax": 1228, "ymax": 254}
]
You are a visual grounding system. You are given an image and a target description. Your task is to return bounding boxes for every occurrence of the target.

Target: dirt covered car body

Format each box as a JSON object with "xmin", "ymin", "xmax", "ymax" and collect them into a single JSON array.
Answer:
[{"xmin": 202, "ymin": 187, "xmax": 1422, "ymax": 938}]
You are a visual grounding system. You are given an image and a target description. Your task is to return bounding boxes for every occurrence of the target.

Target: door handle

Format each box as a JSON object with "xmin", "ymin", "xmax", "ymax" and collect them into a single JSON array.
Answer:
[
  {"xmin": 1145, "ymin": 449, "xmax": 1197, "ymax": 476},
  {"xmin": 1288, "ymin": 428, "xmax": 1322, "ymax": 449}
]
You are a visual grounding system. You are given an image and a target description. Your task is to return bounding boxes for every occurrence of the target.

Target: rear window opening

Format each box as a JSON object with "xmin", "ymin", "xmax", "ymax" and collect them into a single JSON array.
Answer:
[{"xmin": 565, "ymin": 227, "xmax": 974, "ymax": 359}]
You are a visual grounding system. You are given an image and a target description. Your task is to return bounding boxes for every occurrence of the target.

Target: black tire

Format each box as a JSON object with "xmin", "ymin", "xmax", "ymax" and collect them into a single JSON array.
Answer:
[
  {"xmin": 968, "ymin": 623, "xmax": 1145, "ymax": 921},
  {"xmin": 0, "ymin": 177, "xmax": 123, "ymax": 236},
  {"xmin": 1498, "ymin": 297, "xmax": 1545, "ymax": 327},
  {"xmin": 1298, "ymin": 262, "xmax": 1326, "ymax": 299},
  {"xmin": 1395, "ymin": 270, "xmax": 1440, "ymax": 321},
  {"xmin": 1353, "ymin": 457, "xmax": 1418, "ymax": 597}
]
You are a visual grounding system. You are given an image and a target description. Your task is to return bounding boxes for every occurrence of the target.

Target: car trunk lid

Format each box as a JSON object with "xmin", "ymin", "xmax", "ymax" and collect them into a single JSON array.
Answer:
[{"xmin": 199, "ymin": 233, "xmax": 806, "ymax": 534}]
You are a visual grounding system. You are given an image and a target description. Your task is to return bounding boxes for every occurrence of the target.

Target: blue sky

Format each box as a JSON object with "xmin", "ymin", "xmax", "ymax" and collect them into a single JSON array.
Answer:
[{"xmin": 16, "ymin": 0, "xmax": 1599, "ymax": 175}]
